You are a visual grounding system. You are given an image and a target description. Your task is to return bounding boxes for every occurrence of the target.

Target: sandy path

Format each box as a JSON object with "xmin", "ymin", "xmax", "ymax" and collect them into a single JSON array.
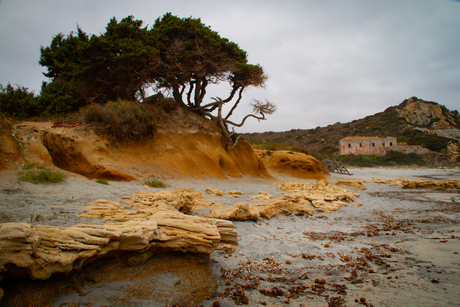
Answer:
[{"xmin": 1, "ymin": 167, "xmax": 459, "ymax": 306}]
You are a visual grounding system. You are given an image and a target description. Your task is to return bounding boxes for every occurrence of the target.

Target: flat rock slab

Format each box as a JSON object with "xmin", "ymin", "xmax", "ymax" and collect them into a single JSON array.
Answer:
[{"xmin": 421, "ymin": 192, "xmax": 460, "ymax": 202}]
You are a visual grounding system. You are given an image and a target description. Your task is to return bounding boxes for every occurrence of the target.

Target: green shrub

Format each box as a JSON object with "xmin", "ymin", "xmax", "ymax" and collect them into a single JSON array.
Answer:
[
  {"xmin": 262, "ymin": 144, "xmax": 277, "ymax": 151},
  {"xmin": 144, "ymin": 178, "xmax": 166, "ymax": 188},
  {"xmin": 0, "ymin": 83, "xmax": 43, "ymax": 119},
  {"xmin": 337, "ymin": 151, "xmax": 426, "ymax": 167},
  {"xmin": 290, "ymin": 146, "xmax": 306, "ymax": 152},
  {"xmin": 383, "ymin": 151, "xmax": 426, "ymax": 165},
  {"xmin": 81, "ymin": 100, "xmax": 158, "ymax": 144},
  {"xmin": 318, "ymin": 145, "xmax": 338, "ymax": 154},
  {"xmin": 308, "ymin": 137, "xmax": 319, "ymax": 144},
  {"xmin": 407, "ymin": 134, "xmax": 450, "ymax": 152},
  {"xmin": 95, "ymin": 179, "xmax": 109, "ymax": 185},
  {"xmin": 38, "ymin": 80, "xmax": 83, "ymax": 115},
  {"xmin": 18, "ymin": 167, "xmax": 66, "ymax": 184},
  {"xmin": 231, "ymin": 132, "xmax": 240, "ymax": 142}
]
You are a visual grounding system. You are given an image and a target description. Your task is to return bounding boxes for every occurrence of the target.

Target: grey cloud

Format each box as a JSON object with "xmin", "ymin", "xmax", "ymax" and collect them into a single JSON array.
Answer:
[{"xmin": 0, "ymin": 0, "xmax": 458, "ymax": 133}]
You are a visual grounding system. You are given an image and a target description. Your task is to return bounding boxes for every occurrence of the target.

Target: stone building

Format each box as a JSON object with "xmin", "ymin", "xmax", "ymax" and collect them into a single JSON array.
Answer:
[
  {"xmin": 339, "ymin": 136, "xmax": 429, "ymax": 156},
  {"xmin": 340, "ymin": 136, "xmax": 397, "ymax": 155}
]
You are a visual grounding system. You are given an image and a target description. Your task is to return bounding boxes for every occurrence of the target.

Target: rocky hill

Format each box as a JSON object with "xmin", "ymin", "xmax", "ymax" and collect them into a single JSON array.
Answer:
[{"xmin": 243, "ymin": 97, "xmax": 460, "ymax": 160}]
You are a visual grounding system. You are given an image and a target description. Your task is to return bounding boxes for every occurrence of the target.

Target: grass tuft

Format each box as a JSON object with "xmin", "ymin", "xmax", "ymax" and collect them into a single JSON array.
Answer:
[
  {"xmin": 95, "ymin": 179, "xmax": 109, "ymax": 185},
  {"xmin": 144, "ymin": 178, "xmax": 166, "ymax": 188},
  {"xmin": 18, "ymin": 164, "xmax": 66, "ymax": 184}
]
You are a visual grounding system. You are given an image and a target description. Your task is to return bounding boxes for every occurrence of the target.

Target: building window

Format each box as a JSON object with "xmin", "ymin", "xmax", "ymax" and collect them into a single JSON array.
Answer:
[
  {"xmin": 359, "ymin": 143, "xmax": 362, "ymax": 147},
  {"xmin": 390, "ymin": 142, "xmax": 393, "ymax": 146},
  {"xmin": 348, "ymin": 144, "xmax": 351, "ymax": 148},
  {"xmin": 372, "ymin": 143, "xmax": 375, "ymax": 147}
]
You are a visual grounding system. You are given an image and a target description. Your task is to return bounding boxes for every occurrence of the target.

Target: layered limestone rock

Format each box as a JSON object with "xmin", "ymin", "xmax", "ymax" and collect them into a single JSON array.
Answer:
[
  {"xmin": 0, "ymin": 214, "xmax": 237, "ymax": 282},
  {"xmin": 78, "ymin": 182, "xmax": 359, "ymax": 222},
  {"xmin": 335, "ymin": 180, "xmax": 368, "ymax": 190},
  {"xmin": 0, "ymin": 180, "xmax": 360, "ymax": 299},
  {"xmin": 370, "ymin": 178, "xmax": 460, "ymax": 189}
]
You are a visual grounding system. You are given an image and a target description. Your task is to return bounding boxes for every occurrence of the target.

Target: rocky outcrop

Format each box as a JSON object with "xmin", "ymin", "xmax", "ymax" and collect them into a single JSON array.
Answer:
[
  {"xmin": 335, "ymin": 180, "xmax": 368, "ymax": 190},
  {"xmin": 0, "ymin": 213, "xmax": 237, "ymax": 282},
  {"xmin": 77, "ymin": 182, "xmax": 359, "ymax": 222},
  {"xmin": 397, "ymin": 97, "xmax": 460, "ymax": 132},
  {"xmin": 370, "ymin": 178, "xmax": 460, "ymax": 189},
  {"xmin": 203, "ymin": 180, "xmax": 360, "ymax": 220},
  {"xmin": 255, "ymin": 149, "xmax": 328, "ymax": 180}
]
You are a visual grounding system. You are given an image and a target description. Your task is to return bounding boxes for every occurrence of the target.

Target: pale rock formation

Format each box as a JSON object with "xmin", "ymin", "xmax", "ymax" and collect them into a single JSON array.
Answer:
[
  {"xmin": 205, "ymin": 202, "xmax": 261, "ymax": 221},
  {"xmin": 370, "ymin": 178, "xmax": 460, "ymax": 189},
  {"xmin": 0, "ymin": 214, "xmax": 237, "ymax": 284},
  {"xmin": 203, "ymin": 180, "xmax": 359, "ymax": 220},
  {"xmin": 335, "ymin": 180, "xmax": 368, "ymax": 190},
  {"xmin": 205, "ymin": 187, "xmax": 244, "ymax": 198},
  {"xmin": 206, "ymin": 187, "xmax": 225, "ymax": 196},
  {"xmin": 279, "ymin": 180, "xmax": 360, "ymax": 201},
  {"xmin": 398, "ymin": 98, "xmax": 448, "ymax": 127},
  {"xmin": 0, "ymin": 181, "xmax": 361, "ymax": 299}
]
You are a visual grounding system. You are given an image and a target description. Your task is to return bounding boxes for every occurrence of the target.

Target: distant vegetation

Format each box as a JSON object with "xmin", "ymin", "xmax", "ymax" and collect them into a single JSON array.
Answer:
[
  {"xmin": 336, "ymin": 151, "xmax": 426, "ymax": 167},
  {"xmin": 243, "ymin": 100, "xmax": 460, "ymax": 165},
  {"xmin": 246, "ymin": 98, "xmax": 460, "ymax": 167}
]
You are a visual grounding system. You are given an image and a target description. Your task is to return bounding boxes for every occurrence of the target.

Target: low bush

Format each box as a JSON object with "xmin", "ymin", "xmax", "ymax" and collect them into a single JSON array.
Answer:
[
  {"xmin": 262, "ymin": 144, "xmax": 277, "ymax": 151},
  {"xmin": 337, "ymin": 151, "xmax": 426, "ymax": 167},
  {"xmin": 81, "ymin": 100, "xmax": 159, "ymax": 144},
  {"xmin": 95, "ymin": 179, "xmax": 109, "ymax": 185}
]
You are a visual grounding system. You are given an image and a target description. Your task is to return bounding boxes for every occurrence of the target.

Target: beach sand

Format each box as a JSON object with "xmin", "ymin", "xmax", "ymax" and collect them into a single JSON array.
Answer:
[{"xmin": 0, "ymin": 167, "xmax": 459, "ymax": 306}]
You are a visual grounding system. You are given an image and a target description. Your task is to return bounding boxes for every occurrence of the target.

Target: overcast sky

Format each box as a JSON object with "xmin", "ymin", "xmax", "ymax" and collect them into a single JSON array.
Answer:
[{"xmin": 0, "ymin": 0, "xmax": 459, "ymax": 133}]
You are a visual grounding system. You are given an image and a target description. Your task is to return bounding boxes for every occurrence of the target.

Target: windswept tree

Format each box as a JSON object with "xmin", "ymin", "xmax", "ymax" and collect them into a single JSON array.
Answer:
[
  {"xmin": 149, "ymin": 13, "xmax": 274, "ymax": 148},
  {"xmin": 37, "ymin": 13, "xmax": 274, "ymax": 147}
]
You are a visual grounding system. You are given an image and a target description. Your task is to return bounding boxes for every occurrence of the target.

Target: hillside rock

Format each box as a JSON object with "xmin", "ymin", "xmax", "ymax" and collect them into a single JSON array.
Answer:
[{"xmin": 397, "ymin": 97, "xmax": 453, "ymax": 128}]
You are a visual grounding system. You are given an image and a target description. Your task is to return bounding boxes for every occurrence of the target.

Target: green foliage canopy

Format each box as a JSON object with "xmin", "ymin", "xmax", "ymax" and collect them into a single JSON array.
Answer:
[
  {"xmin": 39, "ymin": 16, "xmax": 158, "ymax": 107},
  {"xmin": 0, "ymin": 84, "xmax": 42, "ymax": 119},
  {"xmin": 149, "ymin": 13, "xmax": 267, "ymax": 117},
  {"xmin": 37, "ymin": 13, "xmax": 268, "ymax": 118}
]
